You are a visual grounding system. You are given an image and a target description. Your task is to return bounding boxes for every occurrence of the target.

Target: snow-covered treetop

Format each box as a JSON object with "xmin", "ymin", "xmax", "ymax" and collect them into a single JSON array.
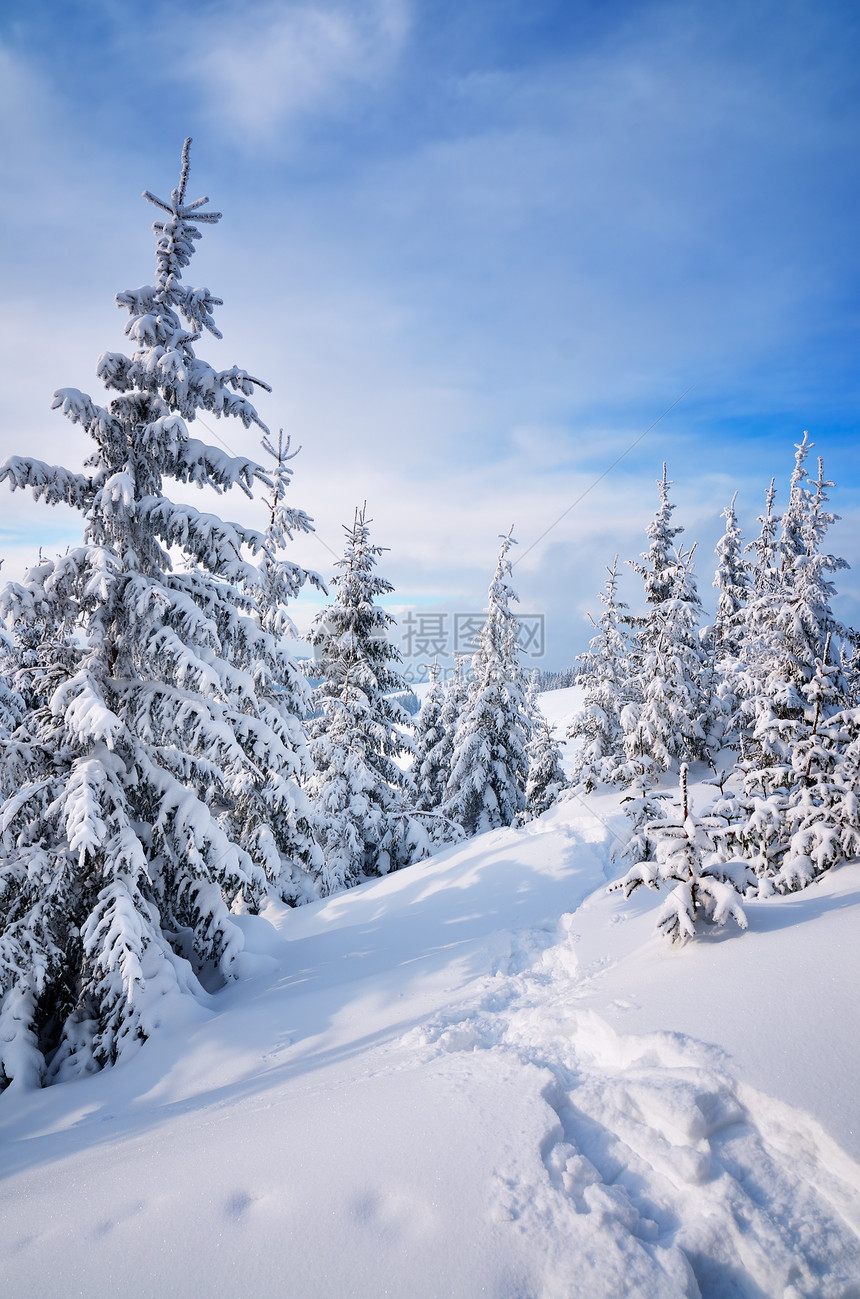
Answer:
[
  {"xmin": 332, "ymin": 505, "xmax": 394, "ymax": 610},
  {"xmin": 778, "ymin": 432, "xmax": 814, "ymax": 571},
  {"xmin": 0, "ymin": 141, "xmax": 322, "ymax": 1087},
  {"xmin": 804, "ymin": 458, "xmax": 843, "ymax": 559},
  {"xmin": 597, "ymin": 554, "xmax": 626, "ymax": 617},
  {"xmin": 628, "ymin": 464, "xmax": 684, "ymax": 606},
  {"xmin": 2, "ymin": 140, "xmax": 284, "ymax": 585},
  {"xmin": 478, "ymin": 528, "xmax": 520, "ymax": 668},
  {"xmin": 746, "ymin": 478, "xmax": 779, "ymax": 593},
  {"xmin": 711, "ymin": 494, "xmax": 750, "ymax": 658},
  {"xmin": 574, "ymin": 556, "xmax": 629, "ymax": 693},
  {"xmin": 96, "ymin": 136, "xmax": 271, "ymax": 436},
  {"xmin": 258, "ymin": 427, "xmax": 310, "ymax": 539},
  {"xmin": 311, "ymin": 506, "xmax": 406, "ymax": 711}
]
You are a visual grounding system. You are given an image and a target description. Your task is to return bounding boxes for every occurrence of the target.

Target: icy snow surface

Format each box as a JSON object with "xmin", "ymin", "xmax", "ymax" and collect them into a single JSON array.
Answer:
[{"xmin": 1, "ymin": 690, "xmax": 859, "ymax": 1297}]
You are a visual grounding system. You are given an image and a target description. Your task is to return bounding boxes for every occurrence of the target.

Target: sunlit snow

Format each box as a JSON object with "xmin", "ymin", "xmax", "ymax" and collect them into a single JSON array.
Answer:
[{"xmin": 1, "ymin": 693, "xmax": 858, "ymax": 1297}]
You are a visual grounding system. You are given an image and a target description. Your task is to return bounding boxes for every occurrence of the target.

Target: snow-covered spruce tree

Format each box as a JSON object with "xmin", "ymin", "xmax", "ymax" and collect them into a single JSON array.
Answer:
[
  {"xmin": 413, "ymin": 660, "xmax": 448, "ymax": 812},
  {"xmin": 736, "ymin": 439, "xmax": 847, "ymax": 762},
  {"xmin": 0, "ymin": 140, "xmax": 319, "ymax": 1088},
  {"xmin": 525, "ymin": 667, "xmax": 541, "ymax": 719},
  {"xmin": 711, "ymin": 493, "xmax": 750, "ymax": 657},
  {"xmin": 842, "ymin": 636, "xmax": 860, "ymax": 708},
  {"xmin": 568, "ymin": 556, "xmax": 634, "ymax": 789},
  {"xmin": 726, "ymin": 477, "xmax": 781, "ymax": 761},
  {"xmin": 746, "ymin": 477, "xmax": 779, "ymax": 588},
  {"xmin": 709, "ymin": 494, "xmax": 751, "ymax": 751},
  {"xmin": 444, "ymin": 530, "xmax": 530, "ymax": 834},
  {"xmin": 621, "ymin": 467, "xmax": 713, "ymax": 771},
  {"xmin": 823, "ymin": 702, "xmax": 860, "ymax": 863},
  {"xmin": 431, "ymin": 652, "xmax": 469, "ymax": 786},
  {"xmin": 784, "ymin": 453, "xmax": 850, "ymax": 679},
  {"xmin": 617, "ymin": 762, "xmax": 667, "ymax": 865},
  {"xmin": 772, "ymin": 634, "xmax": 847, "ymax": 892},
  {"xmin": 0, "ymin": 565, "xmax": 23, "ymax": 736},
  {"xmin": 250, "ymin": 430, "xmax": 326, "ymax": 903},
  {"xmin": 727, "ymin": 632, "xmax": 855, "ymax": 896},
  {"xmin": 307, "ymin": 508, "xmax": 430, "ymax": 894},
  {"xmin": 733, "ymin": 441, "xmax": 849, "ymax": 818},
  {"xmin": 714, "ymin": 440, "xmax": 854, "ymax": 893},
  {"xmin": 611, "ymin": 764, "xmax": 752, "ymax": 943},
  {"xmin": 524, "ymin": 718, "xmax": 567, "ymax": 820},
  {"xmin": 0, "ymin": 620, "xmax": 25, "ymax": 803}
]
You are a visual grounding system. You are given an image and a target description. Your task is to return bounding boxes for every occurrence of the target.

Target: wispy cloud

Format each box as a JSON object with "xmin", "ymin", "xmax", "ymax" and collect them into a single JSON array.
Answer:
[
  {"xmin": 1, "ymin": 2, "xmax": 857, "ymax": 661},
  {"xmin": 190, "ymin": 0, "xmax": 411, "ymax": 141}
]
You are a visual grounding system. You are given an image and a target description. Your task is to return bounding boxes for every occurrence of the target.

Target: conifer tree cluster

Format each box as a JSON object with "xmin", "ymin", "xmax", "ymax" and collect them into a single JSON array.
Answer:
[
  {"xmin": 407, "ymin": 537, "xmax": 564, "ymax": 835},
  {"xmin": 569, "ymin": 440, "xmax": 858, "ymax": 940},
  {"xmin": 0, "ymin": 141, "xmax": 328, "ymax": 1086},
  {"xmin": 444, "ymin": 532, "xmax": 532, "ymax": 833},
  {"xmin": 6, "ymin": 136, "xmax": 853, "ymax": 1089},
  {"xmin": 572, "ymin": 465, "xmax": 712, "ymax": 790},
  {"xmin": 306, "ymin": 506, "xmax": 433, "ymax": 894},
  {"xmin": 0, "ymin": 144, "xmax": 561, "ymax": 1089}
]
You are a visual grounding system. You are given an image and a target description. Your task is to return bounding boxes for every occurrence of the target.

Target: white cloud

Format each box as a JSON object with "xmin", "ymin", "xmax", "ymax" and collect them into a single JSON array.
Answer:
[
  {"xmin": 1, "ymin": 5, "xmax": 857, "ymax": 664},
  {"xmin": 191, "ymin": 0, "xmax": 411, "ymax": 140}
]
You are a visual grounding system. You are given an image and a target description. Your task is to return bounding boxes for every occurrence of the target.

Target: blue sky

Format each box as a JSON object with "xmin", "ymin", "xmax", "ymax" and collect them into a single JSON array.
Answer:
[{"xmin": 1, "ymin": 0, "xmax": 858, "ymax": 671}]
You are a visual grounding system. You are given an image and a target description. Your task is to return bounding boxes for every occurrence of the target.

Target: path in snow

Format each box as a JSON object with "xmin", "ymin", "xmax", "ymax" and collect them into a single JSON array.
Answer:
[
  {"xmin": 405, "ymin": 891, "xmax": 860, "ymax": 1297},
  {"xmin": 1, "ymin": 786, "xmax": 859, "ymax": 1297}
]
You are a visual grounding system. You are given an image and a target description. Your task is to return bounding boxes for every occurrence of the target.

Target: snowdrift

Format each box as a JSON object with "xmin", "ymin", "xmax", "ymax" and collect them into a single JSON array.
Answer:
[{"xmin": 1, "ymin": 741, "xmax": 859, "ymax": 1297}]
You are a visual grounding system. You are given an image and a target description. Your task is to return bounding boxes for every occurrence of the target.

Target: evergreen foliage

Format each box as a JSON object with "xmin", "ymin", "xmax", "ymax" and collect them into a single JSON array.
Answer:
[
  {"xmin": 568, "ymin": 556, "xmax": 632, "ymax": 789},
  {"xmin": 307, "ymin": 508, "xmax": 427, "ymax": 894},
  {"xmin": 621, "ymin": 467, "xmax": 712, "ymax": 770},
  {"xmin": 611, "ymin": 765, "xmax": 752, "ymax": 943},
  {"xmin": 709, "ymin": 494, "xmax": 751, "ymax": 748},
  {"xmin": 254, "ymin": 431, "xmax": 326, "ymax": 903},
  {"xmin": 413, "ymin": 661, "xmax": 448, "ymax": 812},
  {"xmin": 618, "ymin": 763, "xmax": 668, "ymax": 865},
  {"xmin": 524, "ymin": 718, "xmax": 567, "ymax": 820},
  {"xmin": 590, "ymin": 438, "xmax": 857, "ymax": 939},
  {"xmin": 445, "ymin": 531, "xmax": 530, "ymax": 834},
  {"xmin": 432, "ymin": 654, "xmax": 469, "ymax": 792},
  {"xmin": 735, "ymin": 437, "xmax": 848, "ymax": 764},
  {"xmin": 711, "ymin": 492, "xmax": 750, "ymax": 658},
  {"xmin": 0, "ymin": 141, "xmax": 317, "ymax": 1088},
  {"xmin": 0, "ymin": 620, "xmax": 25, "ymax": 798}
]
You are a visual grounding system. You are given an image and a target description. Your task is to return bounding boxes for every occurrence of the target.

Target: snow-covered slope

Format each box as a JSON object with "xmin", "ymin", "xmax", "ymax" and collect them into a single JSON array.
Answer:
[{"xmin": 1, "ymin": 756, "xmax": 859, "ymax": 1296}]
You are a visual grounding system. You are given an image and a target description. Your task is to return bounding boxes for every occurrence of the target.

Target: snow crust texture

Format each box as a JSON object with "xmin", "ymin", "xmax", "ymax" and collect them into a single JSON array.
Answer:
[
  {"xmin": 413, "ymin": 929, "xmax": 860, "ymax": 1297},
  {"xmin": 1, "ymin": 780, "xmax": 859, "ymax": 1298}
]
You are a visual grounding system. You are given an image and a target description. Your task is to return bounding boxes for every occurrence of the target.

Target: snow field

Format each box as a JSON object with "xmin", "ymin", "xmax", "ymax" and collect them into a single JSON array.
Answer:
[{"xmin": 2, "ymin": 760, "xmax": 860, "ymax": 1297}]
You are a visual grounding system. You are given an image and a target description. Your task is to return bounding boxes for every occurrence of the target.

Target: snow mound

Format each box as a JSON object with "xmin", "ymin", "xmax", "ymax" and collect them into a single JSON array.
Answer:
[{"xmin": 1, "ymin": 797, "xmax": 859, "ymax": 1297}]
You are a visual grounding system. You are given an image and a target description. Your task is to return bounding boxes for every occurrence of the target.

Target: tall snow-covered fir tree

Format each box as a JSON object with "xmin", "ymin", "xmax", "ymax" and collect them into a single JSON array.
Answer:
[
  {"xmin": 0, "ymin": 140, "xmax": 320, "ymax": 1088},
  {"xmin": 524, "ymin": 717, "xmax": 567, "ymax": 820},
  {"xmin": 729, "ymin": 630, "xmax": 852, "ymax": 893},
  {"xmin": 781, "ymin": 451, "xmax": 850, "ymax": 687},
  {"xmin": 425, "ymin": 653, "xmax": 469, "ymax": 799},
  {"xmin": 621, "ymin": 467, "xmax": 712, "ymax": 770},
  {"xmin": 444, "ymin": 531, "xmax": 530, "ymax": 834},
  {"xmin": 440, "ymin": 653, "xmax": 469, "ymax": 739},
  {"xmin": 252, "ymin": 430, "xmax": 326, "ymax": 903},
  {"xmin": 707, "ymin": 438, "xmax": 853, "ymax": 893},
  {"xmin": 746, "ymin": 478, "xmax": 779, "ymax": 600},
  {"xmin": 773, "ymin": 634, "xmax": 847, "ymax": 892},
  {"xmin": 709, "ymin": 494, "xmax": 751, "ymax": 750},
  {"xmin": 734, "ymin": 437, "xmax": 849, "ymax": 773},
  {"xmin": 711, "ymin": 493, "xmax": 750, "ymax": 659},
  {"xmin": 412, "ymin": 661, "xmax": 449, "ymax": 812},
  {"xmin": 307, "ymin": 507, "xmax": 428, "ymax": 894},
  {"xmin": 0, "ymin": 618, "xmax": 25, "ymax": 803},
  {"xmin": 568, "ymin": 556, "xmax": 633, "ymax": 789}
]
